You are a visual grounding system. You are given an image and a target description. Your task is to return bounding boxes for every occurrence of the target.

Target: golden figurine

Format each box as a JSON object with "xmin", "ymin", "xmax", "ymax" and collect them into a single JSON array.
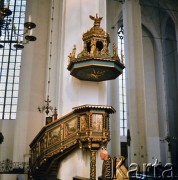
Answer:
[
  {"xmin": 71, "ymin": 44, "xmax": 76, "ymax": 58},
  {"xmin": 90, "ymin": 39, "xmax": 96, "ymax": 57},
  {"xmin": 112, "ymin": 43, "xmax": 121, "ymax": 62},
  {"xmin": 68, "ymin": 53, "xmax": 72, "ymax": 65},
  {"xmin": 89, "ymin": 14, "xmax": 103, "ymax": 27},
  {"xmin": 101, "ymin": 41, "xmax": 107, "ymax": 56}
]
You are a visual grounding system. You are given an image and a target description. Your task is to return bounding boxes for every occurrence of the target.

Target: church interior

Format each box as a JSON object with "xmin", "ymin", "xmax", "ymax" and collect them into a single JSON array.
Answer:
[{"xmin": 0, "ymin": 0, "xmax": 178, "ymax": 179}]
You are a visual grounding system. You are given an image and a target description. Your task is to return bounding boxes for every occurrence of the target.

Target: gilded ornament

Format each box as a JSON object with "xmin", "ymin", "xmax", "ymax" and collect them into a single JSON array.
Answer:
[
  {"xmin": 71, "ymin": 44, "xmax": 76, "ymax": 58},
  {"xmin": 67, "ymin": 14, "xmax": 125, "ymax": 81},
  {"xmin": 87, "ymin": 69, "xmax": 106, "ymax": 79},
  {"xmin": 30, "ymin": 105, "xmax": 115, "ymax": 178}
]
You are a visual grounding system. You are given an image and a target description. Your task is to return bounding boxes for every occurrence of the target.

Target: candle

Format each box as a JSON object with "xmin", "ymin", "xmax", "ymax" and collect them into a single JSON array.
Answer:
[
  {"xmin": 5, "ymin": 0, "xmax": 10, "ymax": 9},
  {"xmin": 29, "ymin": 29, "xmax": 33, "ymax": 36},
  {"xmin": 28, "ymin": 15, "xmax": 31, "ymax": 22}
]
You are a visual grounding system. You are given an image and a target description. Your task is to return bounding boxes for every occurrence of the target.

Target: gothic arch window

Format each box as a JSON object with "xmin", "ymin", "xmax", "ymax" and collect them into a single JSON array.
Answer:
[{"xmin": 0, "ymin": 0, "xmax": 26, "ymax": 119}]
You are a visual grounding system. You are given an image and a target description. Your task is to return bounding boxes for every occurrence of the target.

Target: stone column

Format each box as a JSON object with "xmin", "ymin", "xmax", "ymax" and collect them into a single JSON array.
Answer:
[
  {"xmin": 122, "ymin": 0, "xmax": 147, "ymax": 166},
  {"xmin": 106, "ymin": 0, "xmax": 123, "ymax": 157},
  {"xmin": 13, "ymin": 0, "xmax": 51, "ymax": 162},
  {"xmin": 55, "ymin": 0, "xmax": 107, "ymax": 179}
]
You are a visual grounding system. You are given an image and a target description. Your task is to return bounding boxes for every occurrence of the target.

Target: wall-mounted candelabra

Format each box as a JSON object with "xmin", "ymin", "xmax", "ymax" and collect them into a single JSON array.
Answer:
[{"xmin": 38, "ymin": 96, "xmax": 58, "ymax": 125}]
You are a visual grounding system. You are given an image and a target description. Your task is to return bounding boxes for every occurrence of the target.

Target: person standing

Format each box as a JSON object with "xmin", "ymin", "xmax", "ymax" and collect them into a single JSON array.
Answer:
[
  {"xmin": 100, "ymin": 147, "xmax": 129, "ymax": 180},
  {"xmin": 100, "ymin": 147, "xmax": 112, "ymax": 180}
]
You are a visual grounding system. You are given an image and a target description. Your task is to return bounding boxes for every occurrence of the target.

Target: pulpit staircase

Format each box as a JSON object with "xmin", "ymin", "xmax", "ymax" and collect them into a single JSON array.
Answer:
[
  {"xmin": 29, "ymin": 105, "xmax": 115, "ymax": 180},
  {"xmin": 30, "ymin": 144, "xmax": 78, "ymax": 180}
]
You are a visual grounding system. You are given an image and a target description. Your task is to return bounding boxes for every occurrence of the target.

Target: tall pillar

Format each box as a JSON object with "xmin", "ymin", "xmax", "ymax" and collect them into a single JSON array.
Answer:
[
  {"xmin": 122, "ymin": 0, "xmax": 147, "ymax": 166},
  {"xmin": 108, "ymin": 80, "xmax": 121, "ymax": 156},
  {"xmin": 13, "ymin": 0, "xmax": 51, "ymax": 162},
  {"xmin": 106, "ymin": 0, "xmax": 123, "ymax": 157},
  {"xmin": 53, "ymin": 0, "xmax": 107, "ymax": 179}
]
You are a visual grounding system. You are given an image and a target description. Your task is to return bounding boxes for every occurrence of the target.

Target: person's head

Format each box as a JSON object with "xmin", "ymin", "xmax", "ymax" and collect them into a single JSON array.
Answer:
[{"xmin": 100, "ymin": 147, "xmax": 108, "ymax": 160}]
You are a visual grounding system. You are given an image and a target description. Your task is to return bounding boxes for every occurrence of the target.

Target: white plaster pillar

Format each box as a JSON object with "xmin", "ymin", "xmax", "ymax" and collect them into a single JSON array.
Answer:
[
  {"xmin": 52, "ymin": 0, "xmax": 107, "ymax": 179},
  {"xmin": 108, "ymin": 80, "xmax": 121, "ymax": 156},
  {"xmin": 13, "ymin": 0, "xmax": 51, "ymax": 162},
  {"xmin": 122, "ymin": 0, "xmax": 147, "ymax": 166},
  {"xmin": 106, "ymin": 0, "xmax": 123, "ymax": 157},
  {"xmin": 142, "ymin": 30, "xmax": 161, "ymax": 162},
  {"xmin": 53, "ymin": 0, "xmax": 107, "ymax": 117}
]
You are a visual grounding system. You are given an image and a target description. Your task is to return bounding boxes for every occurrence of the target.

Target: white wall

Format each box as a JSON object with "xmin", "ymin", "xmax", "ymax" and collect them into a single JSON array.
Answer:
[
  {"xmin": 55, "ymin": 0, "xmax": 107, "ymax": 117},
  {"xmin": 58, "ymin": 149, "xmax": 103, "ymax": 180}
]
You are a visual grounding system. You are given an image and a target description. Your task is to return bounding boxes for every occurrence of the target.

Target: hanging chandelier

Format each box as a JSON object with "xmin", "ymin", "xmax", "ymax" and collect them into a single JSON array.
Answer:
[{"xmin": 0, "ymin": 0, "xmax": 36, "ymax": 50}]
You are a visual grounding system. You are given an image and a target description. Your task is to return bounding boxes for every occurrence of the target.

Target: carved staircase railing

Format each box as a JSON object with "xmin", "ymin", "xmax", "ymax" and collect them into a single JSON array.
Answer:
[{"xmin": 29, "ymin": 105, "xmax": 115, "ymax": 180}]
